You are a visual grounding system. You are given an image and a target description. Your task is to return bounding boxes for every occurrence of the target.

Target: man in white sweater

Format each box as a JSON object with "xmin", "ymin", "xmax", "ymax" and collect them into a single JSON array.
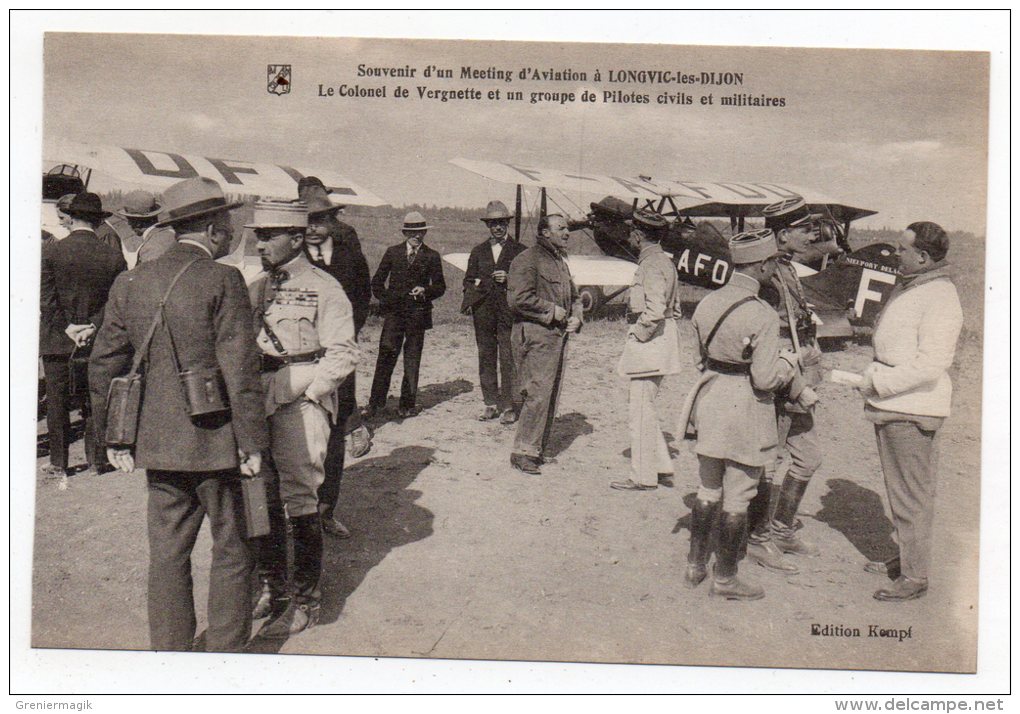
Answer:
[{"xmin": 856, "ymin": 221, "xmax": 963, "ymax": 602}]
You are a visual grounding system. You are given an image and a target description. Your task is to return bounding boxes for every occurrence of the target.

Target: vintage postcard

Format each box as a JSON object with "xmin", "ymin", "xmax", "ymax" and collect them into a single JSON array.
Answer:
[{"xmin": 14, "ymin": 13, "xmax": 1007, "ymax": 694}]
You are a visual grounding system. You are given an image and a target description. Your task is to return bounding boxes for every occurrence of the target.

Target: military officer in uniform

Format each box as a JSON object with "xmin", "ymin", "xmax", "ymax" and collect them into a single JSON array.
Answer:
[
  {"xmin": 611, "ymin": 209, "xmax": 682, "ymax": 491},
  {"xmin": 737, "ymin": 197, "xmax": 827, "ymax": 576},
  {"xmin": 461, "ymin": 200, "xmax": 526, "ymax": 424},
  {"xmin": 682, "ymin": 229, "xmax": 813, "ymax": 600},
  {"xmin": 247, "ymin": 200, "xmax": 359, "ymax": 638}
]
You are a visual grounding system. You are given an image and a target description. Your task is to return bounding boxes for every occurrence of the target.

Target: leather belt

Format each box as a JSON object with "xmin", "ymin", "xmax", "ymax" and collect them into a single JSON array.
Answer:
[
  {"xmin": 261, "ymin": 349, "xmax": 326, "ymax": 373},
  {"xmin": 704, "ymin": 357, "xmax": 751, "ymax": 376}
]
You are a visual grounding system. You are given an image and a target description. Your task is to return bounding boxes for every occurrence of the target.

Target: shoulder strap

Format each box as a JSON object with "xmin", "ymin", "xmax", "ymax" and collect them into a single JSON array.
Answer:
[
  {"xmin": 700, "ymin": 295, "xmax": 758, "ymax": 362},
  {"xmin": 127, "ymin": 258, "xmax": 199, "ymax": 376}
]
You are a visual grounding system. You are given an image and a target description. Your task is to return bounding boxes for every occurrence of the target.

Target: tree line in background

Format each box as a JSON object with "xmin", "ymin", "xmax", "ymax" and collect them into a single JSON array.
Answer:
[{"xmin": 95, "ymin": 190, "xmax": 975, "ymax": 245}]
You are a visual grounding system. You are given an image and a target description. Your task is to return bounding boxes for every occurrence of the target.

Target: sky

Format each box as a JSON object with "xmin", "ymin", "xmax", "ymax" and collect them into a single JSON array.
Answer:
[{"xmin": 42, "ymin": 28, "xmax": 990, "ymax": 233}]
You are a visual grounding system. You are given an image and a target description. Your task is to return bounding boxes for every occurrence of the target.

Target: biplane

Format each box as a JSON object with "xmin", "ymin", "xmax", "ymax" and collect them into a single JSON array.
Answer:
[
  {"xmin": 41, "ymin": 139, "xmax": 387, "ymax": 282},
  {"xmin": 443, "ymin": 158, "xmax": 900, "ymax": 339}
]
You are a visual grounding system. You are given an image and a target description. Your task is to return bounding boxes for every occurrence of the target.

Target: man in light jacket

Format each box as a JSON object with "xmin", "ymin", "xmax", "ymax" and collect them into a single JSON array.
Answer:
[
  {"xmin": 856, "ymin": 221, "xmax": 963, "ymax": 602},
  {"xmin": 611, "ymin": 209, "xmax": 682, "ymax": 491}
]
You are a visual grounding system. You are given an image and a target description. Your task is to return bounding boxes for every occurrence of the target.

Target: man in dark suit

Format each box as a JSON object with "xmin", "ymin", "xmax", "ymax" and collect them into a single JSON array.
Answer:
[
  {"xmin": 89, "ymin": 177, "xmax": 268, "ymax": 652},
  {"xmin": 462, "ymin": 200, "xmax": 526, "ymax": 424},
  {"xmin": 366, "ymin": 211, "xmax": 446, "ymax": 418},
  {"xmin": 40, "ymin": 192, "xmax": 127, "ymax": 476},
  {"xmin": 299, "ymin": 179, "xmax": 373, "ymax": 538}
]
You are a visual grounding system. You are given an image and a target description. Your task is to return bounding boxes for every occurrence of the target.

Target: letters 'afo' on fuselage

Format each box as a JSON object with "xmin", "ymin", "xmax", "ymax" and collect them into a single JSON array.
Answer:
[{"xmin": 446, "ymin": 157, "xmax": 900, "ymax": 338}]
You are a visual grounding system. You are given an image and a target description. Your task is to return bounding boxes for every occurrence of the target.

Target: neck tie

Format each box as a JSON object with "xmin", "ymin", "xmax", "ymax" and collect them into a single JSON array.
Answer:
[
  {"xmin": 408, "ymin": 247, "xmax": 418, "ymax": 264},
  {"xmin": 310, "ymin": 244, "xmax": 323, "ymax": 263}
]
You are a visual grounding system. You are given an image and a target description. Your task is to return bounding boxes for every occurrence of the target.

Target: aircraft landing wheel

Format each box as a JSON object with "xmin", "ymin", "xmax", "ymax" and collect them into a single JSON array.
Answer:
[{"xmin": 578, "ymin": 286, "xmax": 604, "ymax": 317}]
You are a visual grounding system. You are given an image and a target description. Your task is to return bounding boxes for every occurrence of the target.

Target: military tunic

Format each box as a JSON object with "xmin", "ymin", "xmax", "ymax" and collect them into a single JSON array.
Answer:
[
  {"xmin": 618, "ymin": 242, "xmax": 683, "ymax": 486},
  {"xmin": 759, "ymin": 257, "xmax": 824, "ymax": 483},
  {"xmin": 690, "ymin": 272, "xmax": 801, "ymax": 467},
  {"xmin": 250, "ymin": 254, "xmax": 359, "ymax": 517}
]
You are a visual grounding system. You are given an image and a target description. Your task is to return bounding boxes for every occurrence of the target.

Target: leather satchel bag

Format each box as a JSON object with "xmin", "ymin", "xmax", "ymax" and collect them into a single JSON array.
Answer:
[
  {"xmin": 104, "ymin": 259, "xmax": 199, "ymax": 447},
  {"xmin": 241, "ymin": 474, "xmax": 271, "ymax": 538}
]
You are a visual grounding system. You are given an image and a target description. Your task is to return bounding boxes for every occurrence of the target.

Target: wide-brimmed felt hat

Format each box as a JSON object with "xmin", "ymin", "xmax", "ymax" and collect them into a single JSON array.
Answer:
[
  {"xmin": 116, "ymin": 190, "xmax": 162, "ymax": 219},
  {"xmin": 64, "ymin": 192, "xmax": 112, "ymax": 220},
  {"xmin": 480, "ymin": 200, "xmax": 514, "ymax": 222},
  {"xmin": 729, "ymin": 228, "xmax": 779, "ymax": 265},
  {"xmin": 245, "ymin": 200, "xmax": 308, "ymax": 230},
  {"xmin": 402, "ymin": 211, "xmax": 431, "ymax": 231},
  {"xmin": 155, "ymin": 177, "xmax": 243, "ymax": 227},
  {"xmin": 299, "ymin": 184, "xmax": 344, "ymax": 216}
]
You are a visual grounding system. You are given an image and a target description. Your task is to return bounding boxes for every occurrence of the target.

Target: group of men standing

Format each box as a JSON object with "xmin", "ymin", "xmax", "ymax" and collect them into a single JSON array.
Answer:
[
  {"xmin": 41, "ymin": 174, "xmax": 963, "ymax": 652},
  {"xmin": 651, "ymin": 199, "xmax": 963, "ymax": 604},
  {"xmin": 67, "ymin": 174, "xmax": 449, "ymax": 650}
]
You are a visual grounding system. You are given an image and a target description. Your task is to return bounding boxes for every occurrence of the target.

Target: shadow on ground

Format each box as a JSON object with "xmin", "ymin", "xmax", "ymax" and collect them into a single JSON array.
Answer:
[
  {"xmin": 544, "ymin": 411, "xmax": 593, "ymax": 459},
  {"xmin": 365, "ymin": 378, "xmax": 474, "ymax": 425},
  {"xmin": 245, "ymin": 444, "xmax": 435, "ymax": 654},
  {"xmin": 814, "ymin": 478, "xmax": 896, "ymax": 562}
]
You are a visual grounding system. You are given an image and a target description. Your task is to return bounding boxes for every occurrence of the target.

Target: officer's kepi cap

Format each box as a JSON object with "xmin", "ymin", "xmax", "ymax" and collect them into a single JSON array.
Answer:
[
  {"xmin": 626, "ymin": 208, "xmax": 669, "ymax": 232},
  {"xmin": 245, "ymin": 199, "xmax": 308, "ymax": 230},
  {"xmin": 729, "ymin": 228, "xmax": 779, "ymax": 264},
  {"xmin": 762, "ymin": 196, "xmax": 812, "ymax": 231}
]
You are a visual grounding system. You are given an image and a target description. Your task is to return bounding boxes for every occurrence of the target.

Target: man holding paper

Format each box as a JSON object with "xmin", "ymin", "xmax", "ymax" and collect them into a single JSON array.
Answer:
[{"xmin": 856, "ymin": 222, "xmax": 962, "ymax": 602}]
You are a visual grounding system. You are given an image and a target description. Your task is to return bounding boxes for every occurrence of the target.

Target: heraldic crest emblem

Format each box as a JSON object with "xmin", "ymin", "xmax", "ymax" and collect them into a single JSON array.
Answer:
[{"xmin": 267, "ymin": 64, "xmax": 291, "ymax": 95}]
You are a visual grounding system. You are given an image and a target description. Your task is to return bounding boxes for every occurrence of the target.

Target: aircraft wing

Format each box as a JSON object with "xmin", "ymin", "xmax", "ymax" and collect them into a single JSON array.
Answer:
[
  {"xmin": 442, "ymin": 252, "xmax": 470, "ymax": 273},
  {"xmin": 451, "ymin": 158, "xmax": 875, "ymax": 223},
  {"xmin": 672, "ymin": 186, "xmax": 876, "ymax": 223},
  {"xmin": 451, "ymin": 157, "xmax": 662, "ymax": 199},
  {"xmin": 45, "ymin": 139, "xmax": 387, "ymax": 206},
  {"xmin": 566, "ymin": 255, "xmax": 635, "ymax": 287}
]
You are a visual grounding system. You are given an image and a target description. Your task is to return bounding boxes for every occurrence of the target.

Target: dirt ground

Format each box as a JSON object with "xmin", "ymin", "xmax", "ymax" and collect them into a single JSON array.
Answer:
[
  {"xmin": 30, "ymin": 311, "xmax": 983, "ymax": 674},
  {"xmin": 29, "ymin": 218, "xmax": 987, "ymax": 673}
]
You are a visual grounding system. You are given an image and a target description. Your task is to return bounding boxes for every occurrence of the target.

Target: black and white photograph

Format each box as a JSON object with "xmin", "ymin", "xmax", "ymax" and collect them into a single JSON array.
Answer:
[{"xmin": 11, "ymin": 11, "xmax": 1009, "ymax": 697}]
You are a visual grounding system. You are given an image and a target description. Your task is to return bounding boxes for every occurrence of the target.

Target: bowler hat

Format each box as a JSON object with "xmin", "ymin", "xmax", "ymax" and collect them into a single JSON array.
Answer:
[
  {"xmin": 64, "ymin": 192, "xmax": 112, "ymax": 220},
  {"xmin": 245, "ymin": 200, "xmax": 308, "ymax": 230},
  {"xmin": 116, "ymin": 190, "xmax": 162, "ymax": 219},
  {"xmin": 729, "ymin": 228, "xmax": 779, "ymax": 265},
  {"xmin": 155, "ymin": 177, "xmax": 243, "ymax": 227},
  {"xmin": 402, "ymin": 211, "xmax": 431, "ymax": 231},
  {"xmin": 480, "ymin": 200, "xmax": 514, "ymax": 222},
  {"xmin": 299, "ymin": 184, "xmax": 344, "ymax": 216},
  {"xmin": 626, "ymin": 208, "xmax": 668, "ymax": 232},
  {"xmin": 763, "ymin": 196, "xmax": 811, "ymax": 231}
]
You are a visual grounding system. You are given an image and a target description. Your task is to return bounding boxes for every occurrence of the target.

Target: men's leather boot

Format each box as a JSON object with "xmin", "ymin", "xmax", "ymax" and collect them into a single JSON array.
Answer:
[
  {"xmin": 252, "ymin": 575, "xmax": 290, "ymax": 620},
  {"xmin": 771, "ymin": 475, "xmax": 820, "ymax": 556},
  {"xmin": 258, "ymin": 513, "xmax": 323, "ymax": 639},
  {"xmin": 252, "ymin": 498, "xmax": 289, "ymax": 619},
  {"xmin": 710, "ymin": 511, "xmax": 765, "ymax": 601},
  {"xmin": 746, "ymin": 479, "xmax": 798, "ymax": 574},
  {"xmin": 685, "ymin": 499, "xmax": 720, "ymax": 588}
]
